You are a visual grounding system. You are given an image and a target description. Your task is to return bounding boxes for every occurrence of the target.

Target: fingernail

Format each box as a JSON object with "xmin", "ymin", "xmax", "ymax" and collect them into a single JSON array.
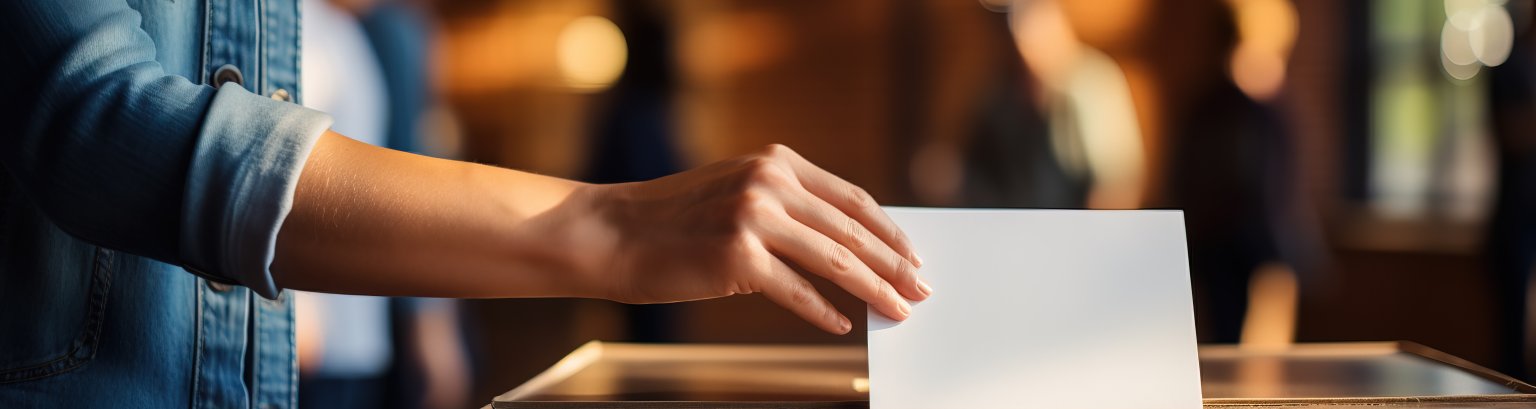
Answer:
[
  {"xmin": 913, "ymin": 254, "xmax": 925, "ymax": 268},
  {"xmin": 839, "ymin": 315, "xmax": 853, "ymax": 333},
  {"xmin": 897, "ymin": 299, "xmax": 912, "ymax": 319},
  {"xmin": 918, "ymin": 278, "xmax": 934, "ymax": 297}
]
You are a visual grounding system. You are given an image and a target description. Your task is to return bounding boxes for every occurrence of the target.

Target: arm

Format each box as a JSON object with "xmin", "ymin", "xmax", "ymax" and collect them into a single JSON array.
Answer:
[{"xmin": 274, "ymin": 132, "xmax": 932, "ymax": 333}]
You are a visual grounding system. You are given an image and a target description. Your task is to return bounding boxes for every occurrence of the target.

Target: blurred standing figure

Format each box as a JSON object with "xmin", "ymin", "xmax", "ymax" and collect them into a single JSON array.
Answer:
[
  {"xmin": 1009, "ymin": 0, "xmax": 1316, "ymax": 343},
  {"xmin": 1488, "ymin": 2, "xmax": 1536, "ymax": 380},
  {"xmin": 1144, "ymin": 0, "xmax": 1314, "ymax": 344},
  {"xmin": 298, "ymin": 0, "xmax": 471, "ymax": 407}
]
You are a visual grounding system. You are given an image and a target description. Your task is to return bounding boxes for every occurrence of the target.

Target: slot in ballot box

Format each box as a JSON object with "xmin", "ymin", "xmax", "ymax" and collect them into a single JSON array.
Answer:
[{"xmin": 490, "ymin": 341, "xmax": 1536, "ymax": 409}]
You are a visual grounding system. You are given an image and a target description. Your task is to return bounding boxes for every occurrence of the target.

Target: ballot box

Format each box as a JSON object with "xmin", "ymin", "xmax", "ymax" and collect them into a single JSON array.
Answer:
[{"xmin": 489, "ymin": 341, "xmax": 1536, "ymax": 409}]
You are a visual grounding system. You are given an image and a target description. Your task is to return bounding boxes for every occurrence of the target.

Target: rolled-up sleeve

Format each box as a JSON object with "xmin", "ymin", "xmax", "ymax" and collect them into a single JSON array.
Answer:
[
  {"xmin": 0, "ymin": 0, "xmax": 331, "ymax": 298},
  {"xmin": 180, "ymin": 84, "xmax": 332, "ymax": 298}
]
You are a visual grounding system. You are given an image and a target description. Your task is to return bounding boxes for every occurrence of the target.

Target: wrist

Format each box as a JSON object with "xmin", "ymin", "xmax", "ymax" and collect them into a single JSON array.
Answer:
[
  {"xmin": 463, "ymin": 163, "xmax": 613, "ymax": 299},
  {"xmin": 520, "ymin": 181, "xmax": 629, "ymax": 300}
]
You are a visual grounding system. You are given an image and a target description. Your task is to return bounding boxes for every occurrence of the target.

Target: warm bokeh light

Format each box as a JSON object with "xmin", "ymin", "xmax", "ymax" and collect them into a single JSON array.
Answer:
[
  {"xmin": 1054, "ymin": 0, "xmax": 1151, "ymax": 54},
  {"xmin": 557, "ymin": 16, "xmax": 628, "ymax": 92},
  {"xmin": 676, "ymin": 10, "xmax": 790, "ymax": 87}
]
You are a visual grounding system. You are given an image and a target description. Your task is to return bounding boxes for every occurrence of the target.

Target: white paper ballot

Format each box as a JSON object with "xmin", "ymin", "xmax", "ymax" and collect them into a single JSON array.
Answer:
[{"xmin": 868, "ymin": 208, "xmax": 1202, "ymax": 409}]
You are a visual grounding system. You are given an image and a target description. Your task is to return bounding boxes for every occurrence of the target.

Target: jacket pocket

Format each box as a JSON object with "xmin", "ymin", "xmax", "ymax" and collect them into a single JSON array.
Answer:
[{"xmin": 0, "ymin": 189, "xmax": 115, "ymax": 383}]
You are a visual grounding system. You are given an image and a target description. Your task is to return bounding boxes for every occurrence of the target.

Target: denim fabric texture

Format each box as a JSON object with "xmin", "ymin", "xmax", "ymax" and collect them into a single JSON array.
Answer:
[{"xmin": 0, "ymin": 0, "xmax": 333, "ymax": 407}]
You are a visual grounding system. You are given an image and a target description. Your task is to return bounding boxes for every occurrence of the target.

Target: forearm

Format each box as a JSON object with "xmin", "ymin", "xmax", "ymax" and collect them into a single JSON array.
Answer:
[{"xmin": 272, "ymin": 130, "xmax": 607, "ymax": 298}]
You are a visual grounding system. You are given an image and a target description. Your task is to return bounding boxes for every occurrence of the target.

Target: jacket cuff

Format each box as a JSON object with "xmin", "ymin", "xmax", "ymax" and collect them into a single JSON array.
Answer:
[{"xmin": 180, "ymin": 85, "xmax": 332, "ymax": 299}]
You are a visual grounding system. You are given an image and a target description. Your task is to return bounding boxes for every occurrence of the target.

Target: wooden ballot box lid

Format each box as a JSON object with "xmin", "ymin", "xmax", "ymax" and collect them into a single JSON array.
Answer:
[{"xmin": 490, "ymin": 341, "xmax": 1536, "ymax": 408}]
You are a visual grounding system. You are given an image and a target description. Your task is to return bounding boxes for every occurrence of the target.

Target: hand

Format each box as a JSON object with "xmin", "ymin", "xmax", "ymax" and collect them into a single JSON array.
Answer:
[{"xmin": 575, "ymin": 144, "xmax": 931, "ymax": 334}]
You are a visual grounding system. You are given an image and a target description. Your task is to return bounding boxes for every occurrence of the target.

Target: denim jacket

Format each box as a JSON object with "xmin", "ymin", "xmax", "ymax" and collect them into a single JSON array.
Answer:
[{"xmin": 0, "ymin": 0, "xmax": 332, "ymax": 407}]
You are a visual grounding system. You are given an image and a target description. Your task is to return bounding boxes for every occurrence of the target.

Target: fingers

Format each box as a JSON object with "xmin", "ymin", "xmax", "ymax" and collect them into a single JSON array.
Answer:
[
  {"xmin": 760, "ymin": 212, "xmax": 912, "ymax": 322},
  {"xmin": 781, "ymin": 189, "xmax": 929, "ymax": 301},
  {"xmin": 768, "ymin": 146, "xmax": 923, "ymax": 269},
  {"xmin": 759, "ymin": 258, "xmax": 852, "ymax": 334}
]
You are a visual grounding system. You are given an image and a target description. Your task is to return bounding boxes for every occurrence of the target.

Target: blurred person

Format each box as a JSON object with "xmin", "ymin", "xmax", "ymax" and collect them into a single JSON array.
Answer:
[
  {"xmin": 1000, "ymin": 0, "xmax": 1141, "ymax": 210},
  {"xmin": 0, "ymin": 1, "xmax": 930, "ymax": 407},
  {"xmin": 1488, "ymin": 2, "xmax": 1536, "ymax": 379},
  {"xmin": 944, "ymin": 4, "xmax": 1085, "ymax": 209},
  {"xmin": 1140, "ymin": 0, "xmax": 1315, "ymax": 343},
  {"xmin": 295, "ymin": 0, "xmax": 470, "ymax": 408},
  {"xmin": 952, "ymin": 68, "xmax": 1084, "ymax": 209},
  {"xmin": 1010, "ymin": 0, "xmax": 1316, "ymax": 342}
]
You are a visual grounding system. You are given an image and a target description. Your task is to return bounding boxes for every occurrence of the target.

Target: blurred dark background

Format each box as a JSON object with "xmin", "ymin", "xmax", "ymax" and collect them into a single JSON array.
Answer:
[{"xmin": 303, "ymin": 0, "xmax": 1536, "ymax": 405}]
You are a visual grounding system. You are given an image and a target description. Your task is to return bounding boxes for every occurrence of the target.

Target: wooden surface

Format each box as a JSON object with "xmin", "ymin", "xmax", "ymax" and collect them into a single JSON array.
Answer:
[{"xmin": 492, "ymin": 341, "xmax": 1536, "ymax": 408}]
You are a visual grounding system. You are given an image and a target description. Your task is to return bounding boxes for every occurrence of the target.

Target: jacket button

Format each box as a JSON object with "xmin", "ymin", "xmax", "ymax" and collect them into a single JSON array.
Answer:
[
  {"xmin": 270, "ymin": 88, "xmax": 291, "ymax": 102},
  {"xmin": 212, "ymin": 64, "xmax": 244, "ymax": 88},
  {"xmin": 207, "ymin": 280, "xmax": 233, "ymax": 292}
]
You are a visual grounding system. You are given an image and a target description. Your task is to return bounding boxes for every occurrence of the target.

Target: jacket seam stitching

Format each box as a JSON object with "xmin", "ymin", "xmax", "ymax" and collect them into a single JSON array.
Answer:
[{"xmin": 0, "ymin": 248, "xmax": 114, "ymax": 383}]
